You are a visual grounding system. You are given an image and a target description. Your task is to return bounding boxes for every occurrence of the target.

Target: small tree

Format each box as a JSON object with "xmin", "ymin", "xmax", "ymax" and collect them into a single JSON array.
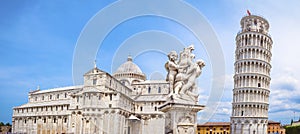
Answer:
[
  {"xmin": 5, "ymin": 122, "xmax": 11, "ymax": 126},
  {"xmin": 284, "ymin": 125, "xmax": 300, "ymax": 134},
  {"xmin": 0, "ymin": 122, "xmax": 4, "ymax": 126}
]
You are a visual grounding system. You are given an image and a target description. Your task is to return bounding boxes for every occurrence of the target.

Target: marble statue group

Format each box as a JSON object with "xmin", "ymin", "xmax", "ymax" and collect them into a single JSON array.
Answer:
[{"xmin": 165, "ymin": 45, "xmax": 205, "ymax": 101}]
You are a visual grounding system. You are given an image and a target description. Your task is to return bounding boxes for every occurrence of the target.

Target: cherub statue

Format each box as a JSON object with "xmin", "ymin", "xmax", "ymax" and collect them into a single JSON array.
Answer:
[
  {"xmin": 180, "ymin": 59, "xmax": 205, "ymax": 96},
  {"xmin": 165, "ymin": 51, "xmax": 179, "ymax": 93},
  {"xmin": 173, "ymin": 45, "xmax": 195, "ymax": 94},
  {"xmin": 165, "ymin": 51, "xmax": 189, "ymax": 94},
  {"xmin": 166, "ymin": 45, "xmax": 205, "ymax": 101}
]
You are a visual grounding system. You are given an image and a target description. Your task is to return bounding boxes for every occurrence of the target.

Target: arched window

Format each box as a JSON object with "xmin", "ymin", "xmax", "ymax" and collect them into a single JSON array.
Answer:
[
  {"xmin": 93, "ymin": 79, "xmax": 97, "ymax": 85},
  {"xmin": 258, "ymin": 83, "xmax": 261, "ymax": 87},
  {"xmin": 110, "ymin": 94, "xmax": 112, "ymax": 101},
  {"xmin": 148, "ymin": 87, "xmax": 151, "ymax": 93},
  {"xmin": 158, "ymin": 87, "xmax": 161, "ymax": 93}
]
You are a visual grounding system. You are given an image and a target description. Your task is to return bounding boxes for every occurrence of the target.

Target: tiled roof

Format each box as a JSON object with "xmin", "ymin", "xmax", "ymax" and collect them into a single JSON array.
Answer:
[
  {"xmin": 198, "ymin": 122, "xmax": 230, "ymax": 126},
  {"xmin": 268, "ymin": 120, "xmax": 280, "ymax": 124}
]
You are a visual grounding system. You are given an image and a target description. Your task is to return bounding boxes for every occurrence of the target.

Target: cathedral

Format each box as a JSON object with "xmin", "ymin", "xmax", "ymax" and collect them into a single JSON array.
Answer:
[{"xmin": 12, "ymin": 56, "xmax": 170, "ymax": 134}]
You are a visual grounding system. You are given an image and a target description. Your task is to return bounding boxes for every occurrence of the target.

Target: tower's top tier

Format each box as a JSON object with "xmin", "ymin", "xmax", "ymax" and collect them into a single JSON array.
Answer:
[{"xmin": 240, "ymin": 15, "xmax": 269, "ymax": 34}]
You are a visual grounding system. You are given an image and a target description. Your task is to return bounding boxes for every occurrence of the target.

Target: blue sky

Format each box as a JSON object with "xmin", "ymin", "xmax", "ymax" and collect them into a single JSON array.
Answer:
[{"xmin": 1, "ymin": 0, "xmax": 300, "ymax": 125}]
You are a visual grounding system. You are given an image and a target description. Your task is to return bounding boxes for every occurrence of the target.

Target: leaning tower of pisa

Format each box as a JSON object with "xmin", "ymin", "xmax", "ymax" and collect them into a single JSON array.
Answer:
[{"xmin": 230, "ymin": 13, "xmax": 273, "ymax": 134}]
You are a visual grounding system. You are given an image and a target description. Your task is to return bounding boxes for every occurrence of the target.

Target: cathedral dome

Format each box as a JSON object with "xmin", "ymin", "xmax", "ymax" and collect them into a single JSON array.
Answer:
[
  {"xmin": 114, "ymin": 56, "xmax": 143, "ymax": 75},
  {"xmin": 113, "ymin": 56, "xmax": 146, "ymax": 85}
]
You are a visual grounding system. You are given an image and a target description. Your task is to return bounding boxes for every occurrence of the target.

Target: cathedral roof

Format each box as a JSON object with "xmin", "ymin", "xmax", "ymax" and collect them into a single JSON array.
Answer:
[
  {"xmin": 15, "ymin": 99, "xmax": 71, "ymax": 108},
  {"xmin": 132, "ymin": 80, "xmax": 168, "ymax": 85},
  {"xmin": 30, "ymin": 85, "xmax": 83, "ymax": 94},
  {"xmin": 113, "ymin": 55, "xmax": 144, "ymax": 76},
  {"xmin": 134, "ymin": 94, "xmax": 168, "ymax": 102}
]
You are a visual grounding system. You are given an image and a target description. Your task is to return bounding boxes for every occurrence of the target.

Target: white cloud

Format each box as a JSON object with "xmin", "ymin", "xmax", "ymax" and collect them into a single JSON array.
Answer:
[
  {"xmin": 197, "ymin": 74, "xmax": 233, "ymax": 122},
  {"xmin": 268, "ymin": 71, "xmax": 300, "ymax": 124}
]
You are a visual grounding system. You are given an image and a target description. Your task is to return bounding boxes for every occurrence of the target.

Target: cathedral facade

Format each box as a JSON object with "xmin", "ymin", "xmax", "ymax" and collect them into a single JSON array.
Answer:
[{"xmin": 12, "ymin": 56, "xmax": 169, "ymax": 134}]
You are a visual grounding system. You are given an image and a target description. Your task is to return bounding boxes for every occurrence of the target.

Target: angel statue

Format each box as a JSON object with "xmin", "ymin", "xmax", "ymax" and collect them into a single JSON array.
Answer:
[{"xmin": 165, "ymin": 45, "xmax": 205, "ymax": 101}]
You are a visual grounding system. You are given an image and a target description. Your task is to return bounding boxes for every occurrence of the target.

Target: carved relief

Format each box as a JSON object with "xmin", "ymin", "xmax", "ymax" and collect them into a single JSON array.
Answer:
[{"xmin": 177, "ymin": 126, "xmax": 194, "ymax": 134}]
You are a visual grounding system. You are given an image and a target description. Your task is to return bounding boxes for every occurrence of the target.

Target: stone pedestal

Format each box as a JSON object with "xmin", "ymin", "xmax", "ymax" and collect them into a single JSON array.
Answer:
[{"xmin": 159, "ymin": 101, "xmax": 204, "ymax": 134}]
